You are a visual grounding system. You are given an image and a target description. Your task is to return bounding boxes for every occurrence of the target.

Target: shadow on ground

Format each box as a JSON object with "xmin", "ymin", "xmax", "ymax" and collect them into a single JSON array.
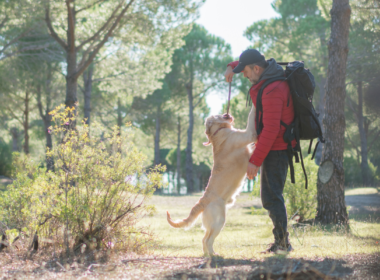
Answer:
[
  {"xmin": 161, "ymin": 253, "xmax": 380, "ymax": 280},
  {"xmin": 346, "ymin": 193, "xmax": 380, "ymax": 223}
]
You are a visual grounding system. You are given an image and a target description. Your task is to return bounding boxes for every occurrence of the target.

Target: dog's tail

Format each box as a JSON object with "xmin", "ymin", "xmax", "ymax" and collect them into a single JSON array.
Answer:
[{"xmin": 167, "ymin": 200, "xmax": 205, "ymax": 229}]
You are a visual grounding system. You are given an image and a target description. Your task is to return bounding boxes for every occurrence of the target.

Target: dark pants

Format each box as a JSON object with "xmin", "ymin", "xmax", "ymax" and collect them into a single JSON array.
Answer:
[{"xmin": 260, "ymin": 150, "xmax": 289, "ymax": 243}]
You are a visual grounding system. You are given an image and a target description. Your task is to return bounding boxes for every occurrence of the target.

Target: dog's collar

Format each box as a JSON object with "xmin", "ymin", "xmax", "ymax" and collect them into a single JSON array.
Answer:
[{"xmin": 212, "ymin": 127, "xmax": 225, "ymax": 136}]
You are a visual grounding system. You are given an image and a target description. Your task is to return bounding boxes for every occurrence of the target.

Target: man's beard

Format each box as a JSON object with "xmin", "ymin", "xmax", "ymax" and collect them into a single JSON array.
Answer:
[{"xmin": 249, "ymin": 78, "xmax": 258, "ymax": 84}]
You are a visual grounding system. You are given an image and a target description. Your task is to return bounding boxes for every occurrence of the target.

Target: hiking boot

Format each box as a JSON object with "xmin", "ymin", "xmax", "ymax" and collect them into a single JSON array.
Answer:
[{"xmin": 261, "ymin": 242, "xmax": 293, "ymax": 254}]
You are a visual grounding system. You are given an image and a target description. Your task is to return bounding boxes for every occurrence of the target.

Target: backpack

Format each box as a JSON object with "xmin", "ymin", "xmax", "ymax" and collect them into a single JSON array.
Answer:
[{"xmin": 251, "ymin": 61, "xmax": 324, "ymax": 189}]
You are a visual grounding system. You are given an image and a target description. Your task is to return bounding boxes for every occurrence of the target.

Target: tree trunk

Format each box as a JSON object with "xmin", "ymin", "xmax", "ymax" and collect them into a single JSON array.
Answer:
[
  {"xmin": 37, "ymin": 71, "xmax": 55, "ymax": 171},
  {"xmin": 83, "ymin": 62, "xmax": 94, "ymax": 125},
  {"xmin": 185, "ymin": 80, "xmax": 194, "ymax": 193},
  {"xmin": 315, "ymin": 31, "xmax": 328, "ymax": 165},
  {"xmin": 65, "ymin": 5, "xmax": 78, "ymax": 126},
  {"xmin": 315, "ymin": 0, "xmax": 350, "ymax": 226},
  {"xmin": 315, "ymin": 76, "xmax": 326, "ymax": 165},
  {"xmin": 357, "ymin": 81, "xmax": 371, "ymax": 185},
  {"xmin": 66, "ymin": 57, "xmax": 78, "ymax": 106},
  {"xmin": 154, "ymin": 106, "xmax": 161, "ymax": 166},
  {"xmin": 23, "ymin": 90, "xmax": 29, "ymax": 154},
  {"xmin": 10, "ymin": 128, "xmax": 20, "ymax": 152},
  {"xmin": 177, "ymin": 116, "xmax": 181, "ymax": 193},
  {"xmin": 117, "ymin": 97, "xmax": 122, "ymax": 135}
]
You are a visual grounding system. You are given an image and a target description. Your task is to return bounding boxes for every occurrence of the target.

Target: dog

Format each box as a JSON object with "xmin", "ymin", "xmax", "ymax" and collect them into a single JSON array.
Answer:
[{"xmin": 166, "ymin": 105, "xmax": 257, "ymax": 255}]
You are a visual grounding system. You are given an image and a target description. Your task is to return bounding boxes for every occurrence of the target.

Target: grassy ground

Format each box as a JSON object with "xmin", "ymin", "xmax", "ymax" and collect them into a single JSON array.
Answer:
[
  {"xmin": 0, "ymin": 187, "xmax": 379, "ymax": 279},
  {"xmin": 144, "ymin": 188, "xmax": 380, "ymax": 259}
]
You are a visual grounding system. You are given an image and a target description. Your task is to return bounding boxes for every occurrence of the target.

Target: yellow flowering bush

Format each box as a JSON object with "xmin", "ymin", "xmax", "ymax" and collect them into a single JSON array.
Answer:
[{"xmin": 0, "ymin": 105, "xmax": 164, "ymax": 253}]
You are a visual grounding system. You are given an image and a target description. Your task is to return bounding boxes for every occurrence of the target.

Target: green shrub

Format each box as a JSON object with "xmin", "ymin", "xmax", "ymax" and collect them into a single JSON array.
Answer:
[
  {"xmin": 0, "ymin": 139, "xmax": 12, "ymax": 177},
  {"xmin": 250, "ymin": 174, "xmax": 261, "ymax": 197},
  {"xmin": 0, "ymin": 153, "xmax": 53, "ymax": 239},
  {"xmin": 283, "ymin": 155, "xmax": 318, "ymax": 221},
  {"xmin": 0, "ymin": 105, "xmax": 164, "ymax": 253},
  {"xmin": 344, "ymin": 155, "xmax": 379, "ymax": 186}
]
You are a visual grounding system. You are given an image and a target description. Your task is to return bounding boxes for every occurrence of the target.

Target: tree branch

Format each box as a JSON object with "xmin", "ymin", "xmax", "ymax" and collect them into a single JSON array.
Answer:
[
  {"xmin": 0, "ymin": 16, "xmax": 8, "ymax": 32},
  {"xmin": 368, "ymin": 130, "xmax": 380, "ymax": 153},
  {"xmin": 0, "ymin": 26, "xmax": 34, "ymax": 55},
  {"xmin": 75, "ymin": 0, "xmax": 106, "ymax": 14},
  {"xmin": 66, "ymin": 0, "xmax": 75, "ymax": 53},
  {"xmin": 346, "ymin": 96, "xmax": 358, "ymax": 121},
  {"xmin": 346, "ymin": 132, "xmax": 361, "ymax": 161},
  {"xmin": 75, "ymin": 2, "xmax": 122, "ymax": 52},
  {"xmin": 78, "ymin": 84, "xmax": 85, "ymax": 94},
  {"xmin": 5, "ymin": 104, "xmax": 24, "ymax": 126},
  {"xmin": 193, "ymin": 81, "xmax": 221, "ymax": 109},
  {"xmin": 76, "ymin": 40, "xmax": 97, "ymax": 70},
  {"xmin": 36, "ymin": 85, "xmax": 46, "ymax": 121},
  {"xmin": 93, "ymin": 71, "xmax": 128, "ymax": 82},
  {"xmin": 45, "ymin": 5, "xmax": 67, "ymax": 51},
  {"xmin": 0, "ymin": 42, "xmax": 52, "ymax": 61},
  {"xmin": 74, "ymin": 0, "xmax": 135, "ymax": 79}
]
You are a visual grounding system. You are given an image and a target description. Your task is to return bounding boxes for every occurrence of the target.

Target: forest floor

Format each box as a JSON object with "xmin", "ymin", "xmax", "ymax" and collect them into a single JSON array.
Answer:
[{"xmin": 0, "ymin": 187, "xmax": 379, "ymax": 279}]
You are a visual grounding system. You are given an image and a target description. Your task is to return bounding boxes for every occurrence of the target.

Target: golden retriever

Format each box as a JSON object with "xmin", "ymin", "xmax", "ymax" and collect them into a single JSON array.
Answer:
[{"xmin": 167, "ymin": 105, "xmax": 257, "ymax": 255}]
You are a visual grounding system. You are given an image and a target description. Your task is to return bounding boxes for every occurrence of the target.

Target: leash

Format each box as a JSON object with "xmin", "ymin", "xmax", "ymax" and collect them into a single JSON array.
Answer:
[
  {"xmin": 212, "ymin": 127, "xmax": 225, "ymax": 136},
  {"xmin": 226, "ymin": 82, "xmax": 231, "ymax": 116}
]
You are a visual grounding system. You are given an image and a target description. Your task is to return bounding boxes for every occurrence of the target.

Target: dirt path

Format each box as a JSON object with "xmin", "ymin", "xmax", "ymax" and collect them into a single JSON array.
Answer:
[{"xmin": 0, "ymin": 251, "xmax": 379, "ymax": 279}]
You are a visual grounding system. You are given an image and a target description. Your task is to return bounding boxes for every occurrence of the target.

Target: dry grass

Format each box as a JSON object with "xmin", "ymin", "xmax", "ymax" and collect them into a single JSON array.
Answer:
[
  {"xmin": 142, "ymin": 189, "xmax": 380, "ymax": 259},
  {"xmin": 0, "ymin": 187, "xmax": 379, "ymax": 279}
]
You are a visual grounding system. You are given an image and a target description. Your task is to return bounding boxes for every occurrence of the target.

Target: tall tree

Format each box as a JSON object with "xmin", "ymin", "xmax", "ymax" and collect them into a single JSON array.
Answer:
[
  {"xmin": 0, "ymin": 64, "xmax": 35, "ymax": 155},
  {"xmin": 344, "ymin": 0, "xmax": 380, "ymax": 185},
  {"xmin": 0, "ymin": 0, "xmax": 52, "ymax": 61},
  {"xmin": 85, "ymin": 22, "xmax": 191, "ymax": 134},
  {"xmin": 171, "ymin": 24, "xmax": 232, "ymax": 192},
  {"xmin": 315, "ymin": 0, "xmax": 351, "ymax": 225},
  {"xmin": 36, "ymin": 61, "xmax": 64, "ymax": 170},
  {"xmin": 131, "ymin": 81, "xmax": 174, "ymax": 166},
  {"xmin": 43, "ymin": 0, "xmax": 199, "ymax": 125}
]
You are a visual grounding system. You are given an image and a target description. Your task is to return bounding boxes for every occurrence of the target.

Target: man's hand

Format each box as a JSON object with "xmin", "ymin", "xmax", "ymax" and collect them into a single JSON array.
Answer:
[
  {"xmin": 247, "ymin": 162, "xmax": 259, "ymax": 180},
  {"xmin": 224, "ymin": 66, "xmax": 234, "ymax": 82}
]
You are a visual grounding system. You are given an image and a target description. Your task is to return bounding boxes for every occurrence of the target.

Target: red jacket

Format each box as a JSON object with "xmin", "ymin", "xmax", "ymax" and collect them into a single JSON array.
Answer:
[{"xmin": 228, "ymin": 61, "xmax": 296, "ymax": 166}]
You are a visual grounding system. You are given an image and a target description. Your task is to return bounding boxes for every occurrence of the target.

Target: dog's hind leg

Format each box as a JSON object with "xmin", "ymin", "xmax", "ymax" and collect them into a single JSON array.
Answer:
[{"xmin": 202, "ymin": 199, "xmax": 226, "ymax": 255}]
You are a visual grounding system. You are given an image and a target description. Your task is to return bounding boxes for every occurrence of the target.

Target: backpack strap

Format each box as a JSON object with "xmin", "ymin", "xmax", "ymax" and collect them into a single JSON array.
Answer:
[
  {"xmin": 294, "ymin": 118, "xmax": 308, "ymax": 189},
  {"xmin": 246, "ymin": 86, "xmax": 253, "ymax": 107},
  {"xmin": 311, "ymin": 141, "xmax": 320, "ymax": 160},
  {"xmin": 308, "ymin": 139, "xmax": 313, "ymax": 154},
  {"xmin": 255, "ymin": 77, "xmax": 287, "ymax": 135},
  {"xmin": 280, "ymin": 120, "xmax": 297, "ymax": 184}
]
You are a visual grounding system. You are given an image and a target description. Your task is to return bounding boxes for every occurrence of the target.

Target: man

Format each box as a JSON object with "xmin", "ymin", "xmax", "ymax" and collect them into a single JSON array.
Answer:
[{"xmin": 224, "ymin": 49, "xmax": 296, "ymax": 253}]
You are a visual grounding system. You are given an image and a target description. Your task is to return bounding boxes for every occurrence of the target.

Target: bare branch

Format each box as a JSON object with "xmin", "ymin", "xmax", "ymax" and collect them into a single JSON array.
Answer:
[
  {"xmin": 0, "ymin": 16, "xmax": 8, "ymax": 31},
  {"xmin": 36, "ymin": 85, "xmax": 47, "ymax": 121},
  {"xmin": 346, "ymin": 96, "xmax": 358, "ymax": 121},
  {"xmin": 0, "ymin": 26, "xmax": 34, "ymax": 55},
  {"xmin": 76, "ymin": 40, "xmax": 97, "ymax": 70},
  {"xmin": 75, "ymin": 0, "xmax": 106, "ymax": 14},
  {"xmin": 66, "ymin": 0, "xmax": 75, "ymax": 53},
  {"xmin": 93, "ymin": 71, "xmax": 128, "ymax": 82},
  {"xmin": 78, "ymin": 84, "xmax": 85, "ymax": 94},
  {"xmin": 0, "ymin": 42, "xmax": 52, "ymax": 61},
  {"xmin": 75, "ymin": 2, "xmax": 122, "ymax": 51},
  {"xmin": 346, "ymin": 132, "xmax": 361, "ymax": 161},
  {"xmin": 193, "ymin": 81, "xmax": 222, "ymax": 109},
  {"xmin": 45, "ymin": 5, "xmax": 67, "ymax": 50},
  {"xmin": 368, "ymin": 130, "xmax": 380, "ymax": 153},
  {"xmin": 5, "ymin": 104, "xmax": 24, "ymax": 126},
  {"xmin": 74, "ymin": 0, "xmax": 135, "ymax": 79}
]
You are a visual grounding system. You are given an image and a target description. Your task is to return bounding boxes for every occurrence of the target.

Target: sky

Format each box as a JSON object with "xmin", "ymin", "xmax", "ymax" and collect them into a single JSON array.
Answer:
[{"xmin": 196, "ymin": 0, "xmax": 279, "ymax": 115}]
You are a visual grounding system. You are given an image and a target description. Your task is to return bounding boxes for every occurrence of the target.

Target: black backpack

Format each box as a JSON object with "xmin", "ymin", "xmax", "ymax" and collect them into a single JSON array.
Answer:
[{"xmin": 250, "ymin": 61, "xmax": 324, "ymax": 189}]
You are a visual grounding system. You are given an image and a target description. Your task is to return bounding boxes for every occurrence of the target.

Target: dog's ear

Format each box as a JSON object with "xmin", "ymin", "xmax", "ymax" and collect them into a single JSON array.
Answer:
[{"xmin": 205, "ymin": 119, "xmax": 213, "ymax": 136}]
